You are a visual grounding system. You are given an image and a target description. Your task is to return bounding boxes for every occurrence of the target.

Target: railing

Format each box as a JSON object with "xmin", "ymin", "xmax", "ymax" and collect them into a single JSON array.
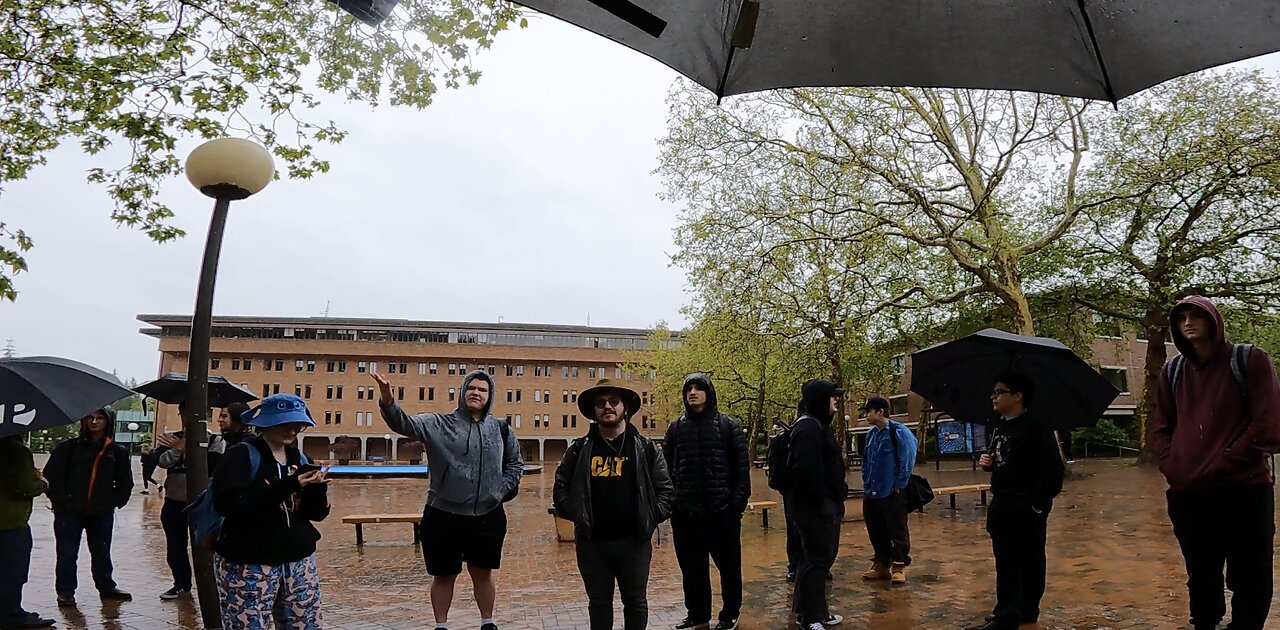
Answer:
[{"xmin": 1080, "ymin": 442, "xmax": 1140, "ymax": 459}]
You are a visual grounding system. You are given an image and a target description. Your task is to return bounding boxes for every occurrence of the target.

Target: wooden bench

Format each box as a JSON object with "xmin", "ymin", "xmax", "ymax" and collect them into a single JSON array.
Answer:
[
  {"xmin": 342, "ymin": 513, "xmax": 422, "ymax": 546},
  {"xmin": 752, "ymin": 456, "xmax": 768, "ymax": 469},
  {"xmin": 932, "ymin": 483, "xmax": 992, "ymax": 510},
  {"xmin": 747, "ymin": 500, "xmax": 779, "ymax": 528}
]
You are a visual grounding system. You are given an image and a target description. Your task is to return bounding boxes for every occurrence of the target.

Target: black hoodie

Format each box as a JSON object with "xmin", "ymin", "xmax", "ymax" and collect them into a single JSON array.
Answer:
[
  {"xmin": 788, "ymin": 380, "xmax": 850, "ymax": 507},
  {"xmin": 662, "ymin": 374, "xmax": 751, "ymax": 517},
  {"xmin": 44, "ymin": 407, "xmax": 133, "ymax": 517}
]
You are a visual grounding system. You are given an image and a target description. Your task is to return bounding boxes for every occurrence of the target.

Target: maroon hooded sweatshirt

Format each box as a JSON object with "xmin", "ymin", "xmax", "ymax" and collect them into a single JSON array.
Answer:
[{"xmin": 1151, "ymin": 296, "xmax": 1280, "ymax": 492}]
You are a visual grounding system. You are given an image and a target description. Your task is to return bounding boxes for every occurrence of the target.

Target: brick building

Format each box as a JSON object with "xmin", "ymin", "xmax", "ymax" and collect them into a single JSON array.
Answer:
[{"xmin": 139, "ymin": 315, "xmax": 672, "ymax": 463}]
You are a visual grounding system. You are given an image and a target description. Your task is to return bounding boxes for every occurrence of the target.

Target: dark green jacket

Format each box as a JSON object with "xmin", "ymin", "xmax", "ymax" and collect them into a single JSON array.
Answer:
[{"xmin": 0, "ymin": 436, "xmax": 49, "ymax": 531}]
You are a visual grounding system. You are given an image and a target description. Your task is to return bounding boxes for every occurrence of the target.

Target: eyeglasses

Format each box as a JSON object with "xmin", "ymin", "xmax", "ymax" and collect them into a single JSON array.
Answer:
[
  {"xmin": 990, "ymin": 388, "xmax": 1013, "ymax": 398},
  {"xmin": 594, "ymin": 398, "xmax": 623, "ymax": 408}
]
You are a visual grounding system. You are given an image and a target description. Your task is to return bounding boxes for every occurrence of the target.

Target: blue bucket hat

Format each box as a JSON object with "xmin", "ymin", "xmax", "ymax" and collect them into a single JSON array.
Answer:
[{"xmin": 241, "ymin": 394, "xmax": 315, "ymax": 428}]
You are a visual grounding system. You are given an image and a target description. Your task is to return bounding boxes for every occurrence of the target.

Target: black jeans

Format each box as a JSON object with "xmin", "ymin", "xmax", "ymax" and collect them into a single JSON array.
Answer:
[
  {"xmin": 792, "ymin": 497, "xmax": 843, "ymax": 625},
  {"xmin": 161, "ymin": 498, "xmax": 193, "ymax": 591},
  {"xmin": 53, "ymin": 512, "xmax": 117, "ymax": 596},
  {"xmin": 671, "ymin": 511, "xmax": 743, "ymax": 623},
  {"xmin": 0, "ymin": 526, "xmax": 33, "ymax": 624},
  {"xmin": 783, "ymin": 495, "xmax": 802, "ymax": 573},
  {"xmin": 575, "ymin": 534, "xmax": 653, "ymax": 630},
  {"xmin": 986, "ymin": 496, "xmax": 1049, "ymax": 627},
  {"xmin": 1168, "ymin": 484, "xmax": 1274, "ymax": 630},
  {"xmin": 863, "ymin": 492, "xmax": 911, "ymax": 566}
]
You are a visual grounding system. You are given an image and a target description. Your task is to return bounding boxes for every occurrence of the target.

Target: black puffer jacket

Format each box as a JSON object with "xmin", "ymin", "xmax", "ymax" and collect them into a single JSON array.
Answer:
[
  {"xmin": 662, "ymin": 374, "xmax": 751, "ymax": 517},
  {"xmin": 44, "ymin": 408, "xmax": 133, "ymax": 517}
]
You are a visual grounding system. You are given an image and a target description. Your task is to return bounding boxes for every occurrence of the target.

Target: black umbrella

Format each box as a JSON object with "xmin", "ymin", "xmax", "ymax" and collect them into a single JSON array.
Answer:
[
  {"xmin": 909, "ymin": 328, "xmax": 1121, "ymax": 431},
  {"xmin": 514, "ymin": 0, "xmax": 1279, "ymax": 102},
  {"xmin": 0, "ymin": 356, "xmax": 134, "ymax": 438},
  {"xmin": 134, "ymin": 373, "xmax": 258, "ymax": 408}
]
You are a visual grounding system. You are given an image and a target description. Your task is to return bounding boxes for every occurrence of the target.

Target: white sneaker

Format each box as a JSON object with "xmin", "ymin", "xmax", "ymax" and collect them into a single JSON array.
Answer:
[
  {"xmin": 823, "ymin": 614, "xmax": 843, "ymax": 626},
  {"xmin": 803, "ymin": 624, "xmax": 825, "ymax": 630}
]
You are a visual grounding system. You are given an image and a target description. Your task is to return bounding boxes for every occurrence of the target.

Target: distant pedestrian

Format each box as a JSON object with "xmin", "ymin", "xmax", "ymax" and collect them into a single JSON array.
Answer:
[
  {"xmin": 1152, "ymin": 296, "xmax": 1280, "ymax": 630},
  {"xmin": 554, "ymin": 379, "xmax": 674, "ymax": 629},
  {"xmin": 139, "ymin": 444, "xmax": 160, "ymax": 495},
  {"xmin": 858, "ymin": 396, "xmax": 917, "ymax": 585}
]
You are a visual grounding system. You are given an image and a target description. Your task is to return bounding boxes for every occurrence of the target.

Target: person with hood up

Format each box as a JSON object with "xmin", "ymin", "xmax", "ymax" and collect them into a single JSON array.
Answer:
[
  {"xmin": 787, "ymin": 380, "xmax": 849, "ymax": 630},
  {"xmin": 375, "ymin": 369, "xmax": 523, "ymax": 630},
  {"xmin": 1151, "ymin": 296, "xmax": 1280, "ymax": 630},
  {"xmin": 211, "ymin": 394, "xmax": 330, "ymax": 629},
  {"xmin": 662, "ymin": 373, "xmax": 750, "ymax": 630},
  {"xmin": 0, "ymin": 433, "xmax": 54, "ymax": 629},
  {"xmin": 43, "ymin": 407, "xmax": 133, "ymax": 606},
  {"xmin": 554, "ymin": 379, "xmax": 674, "ymax": 629}
]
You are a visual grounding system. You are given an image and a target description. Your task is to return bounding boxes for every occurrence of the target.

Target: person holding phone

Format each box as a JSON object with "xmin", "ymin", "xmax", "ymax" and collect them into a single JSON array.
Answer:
[{"xmin": 211, "ymin": 394, "xmax": 330, "ymax": 629}]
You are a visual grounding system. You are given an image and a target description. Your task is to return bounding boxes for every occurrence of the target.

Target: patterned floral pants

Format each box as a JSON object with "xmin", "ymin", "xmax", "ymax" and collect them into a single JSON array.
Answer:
[{"xmin": 214, "ymin": 553, "xmax": 323, "ymax": 629}]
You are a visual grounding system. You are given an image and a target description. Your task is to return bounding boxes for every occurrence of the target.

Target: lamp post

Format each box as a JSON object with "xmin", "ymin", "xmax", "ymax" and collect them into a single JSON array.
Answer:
[{"xmin": 183, "ymin": 137, "xmax": 274, "ymax": 629}]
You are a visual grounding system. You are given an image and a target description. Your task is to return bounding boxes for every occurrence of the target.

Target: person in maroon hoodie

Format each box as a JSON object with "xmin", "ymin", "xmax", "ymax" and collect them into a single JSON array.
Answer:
[{"xmin": 1151, "ymin": 296, "xmax": 1280, "ymax": 630}]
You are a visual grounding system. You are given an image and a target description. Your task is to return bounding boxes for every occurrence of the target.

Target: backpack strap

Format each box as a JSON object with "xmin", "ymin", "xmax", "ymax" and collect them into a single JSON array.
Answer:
[
  {"xmin": 1231, "ymin": 343, "xmax": 1253, "ymax": 392},
  {"xmin": 1165, "ymin": 354, "xmax": 1187, "ymax": 398}
]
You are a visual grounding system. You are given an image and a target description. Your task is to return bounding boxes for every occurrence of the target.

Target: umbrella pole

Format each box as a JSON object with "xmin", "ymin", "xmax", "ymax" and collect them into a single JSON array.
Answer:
[{"xmin": 185, "ymin": 197, "xmax": 231, "ymax": 629}]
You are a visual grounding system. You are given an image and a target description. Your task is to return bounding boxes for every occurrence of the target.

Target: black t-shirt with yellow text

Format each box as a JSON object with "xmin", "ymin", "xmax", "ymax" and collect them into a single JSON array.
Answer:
[{"xmin": 588, "ymin": 432, "xmax": 639, "ymax": 540}]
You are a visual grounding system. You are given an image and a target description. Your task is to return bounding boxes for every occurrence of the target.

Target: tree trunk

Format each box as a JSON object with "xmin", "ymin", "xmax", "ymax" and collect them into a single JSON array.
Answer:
[{"xmin": 1137, "ymin": 315, "xmax": 1171, "ymax": 464}]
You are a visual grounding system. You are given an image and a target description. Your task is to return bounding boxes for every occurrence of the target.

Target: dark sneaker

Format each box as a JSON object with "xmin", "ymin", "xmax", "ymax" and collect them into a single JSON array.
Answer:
[
  {"xmin": 99, "ymin": 588, "xmax": 132, "ymax": 601},
  {"xmin": 5, "ymin": 614, "xmax": 56, "ymax": 629},
  {"xmin": 481, "ymin": 624, "xmax": 499, "ymax": 630},
  {"xmin": 675, "ymin": 620, "xmax": 710, "ymax": 630},
  {"xmin": 160, "ymin": 586, "xmax": 190, "ymax": 600},
  {"xmin": 55, "ymin": 593, "xmax": 75, "ymax": 607},
  {"xmin": 713, "ymin": 620, "xmax": 739, "ymax": 630},
  {"xmin": 785, "ymin": 570, "xmax": 796, "ymax": 583}
]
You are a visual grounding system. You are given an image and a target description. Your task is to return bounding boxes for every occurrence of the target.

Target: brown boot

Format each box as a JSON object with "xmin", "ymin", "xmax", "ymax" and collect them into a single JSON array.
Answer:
[
  {"xmin": 861, "ymin": 560, "xmax": 890, "ymax": 580},
  {"xmin": 890, "ymin": 563, "xmax": 907, "ymax": 584}
]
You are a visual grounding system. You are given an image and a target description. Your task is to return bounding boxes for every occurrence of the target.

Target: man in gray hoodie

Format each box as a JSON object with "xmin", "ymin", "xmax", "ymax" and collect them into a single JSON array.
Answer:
[{"xmin": 375, "ymin": 369, "xmax": 523, "ymax": 630}]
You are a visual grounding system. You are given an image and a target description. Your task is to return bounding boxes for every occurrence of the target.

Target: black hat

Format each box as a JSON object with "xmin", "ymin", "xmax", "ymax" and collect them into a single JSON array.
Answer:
[
  {"xmin": 858, "ymin": 396, "xmax": 891, "ymax": 413},
  {"xmin": 578, "ymin": 379, "xmax": 643, "ymax": 421}
]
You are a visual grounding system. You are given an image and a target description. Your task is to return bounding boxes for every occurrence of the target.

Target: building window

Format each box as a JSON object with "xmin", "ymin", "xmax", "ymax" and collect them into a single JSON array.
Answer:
[
  {"xmin": 357, "ymin": 386, "xmax": 365, "ymax": 400},
  {"xmin": 514, "ymin": 414, "xmax": 522, "ymax": 429},
  {"xmin": 562, "ymin": 414, "xmax": 569, "ymax": 428},
  {"xmin": 336, "ymin": 386, "xmax": 343, "ymax": 400},
  {"xmin": 516, "ymin": 365, "xmax": 524, "ymax": 377},
  {"xmin": 535, "ymin": 390, "xmax": 543, "ymax": 403},
  {"xmin": 571, "ymin": 391, "xmax": 578, "ymax": 402},
  {"xmin": 562, "ymin": 366, "xmax": 570, "ymax": 378},
  {"xmin": 355, "ymin": 412, "xmax": 364, "ymax": 427},
  {"xmin": 543, "ymin": 390, "xmax": 550, "ymax": 404},
  {"xmin": 273, "ymin": 384, "xmax": 281, "ymax": 395},
  {"xmin": 516, "ymin": 389, "xmax": 522, "ymax": 403},
  {"xmin": 306, "ymin": 360, "xmax": 315, "ymax": 373},
  {"xmin": 334, "ymin": 411, "xmax": 342, "ymax": 425},
  {"xmin": 397, "ymin": 387, "xmax": 404, "ymax": 401},
  {"xmin": 242, "ymin": 359, "xmax": 251, "ymax": 371},
  {"xmin": 338, "ymin": 360, "xmax": 347, "ymax": 373},
  {"xmin": 263, "ymin": 359, "xmax": 272, "ymax": 371},
  {"xmin": 211, "ymin": 358, "xmax": 221, "ymax": 370},
  {"xmin": 304, "ymin": 385, "xmax": 312, "ymax": 399},
  {"xmin": 641, "ymin": 392, "xmax": 649, "ymax": 405},
  {"xmin": 429, "ymin": 362, "xmax": 438, "ymax": 375},
  {"xmin": 399, "ymin": 362, "xmax": 408, "ymax": 374},
  {"xmin": 571, "ymin": 414, "xmax": 578, "ymax": 428},
  {"xmin": 327, "ymin": 361, "xmax": 336, "ymax": 373},
  {"xmin": 449, "ymin": 388, "xmax": 456, "ymax": 402},
  {"xmin": 572, "ymin": 367, "xmax": 580, "ymax": 378},
  {"xmin": 388, "ymin": 363, "xmax": 397, "ymax": 374},
  {"xmin": 534, "ymin": 414, "xmax": 542, "ymax": 428},
  {"xmin": 507, "ymin": 389, "xmax": 514, "ymax": 403},
  {"xmin": 563, "ymin": 390, "xmax": 570, "ymax": 404},
  {"xmin": 588, "ymin": 367, "xmax": 597, "ymax": 379},
  {"xmin": 889, "ymin": 395, "xmax": 909, "ymax": 416},
  {"xmin": 615, "ymin": 368, "xmax": 622, "ymax": 379},
  {"xmin": 275, "ymin": 360, "xmax": 284, "ymax": 371},
  {"xmin": 428, "ymin": 387, "xmax": 435, "ymax": 401},
  {"xmin": 535, "ymin": 366, "xmax": 543, "ymax": 377},
  {"xmin": 369, "ymin": 362, "xmax": 378, "ymax": 373},
  {"xmin": 450, "ymin": 363, "xmax": 458, "ymax": 376},
  {"xmin": 296, "ymin": 359, "xmax": 305, "ymax": 372},
  {"xmin": 325, "ymin": 411, "xmax": 332, "ymax": 425},
  {"xmin": 419, "ymin": 387, "xmax": 426, "ymax": 401},
  {"xmin": 261, "ymin": 384, "xmax": 270, "ymax": 397},
  {"xmin": 1102, "ymin": 367, "xmax": 1129, "ymax": 393},
  {"xmin": 326, "ymin": 386, "xmax": 334, "ymax": 400},
  {"xmin": 295, "ymin": 385, "xmax": 303, "ymax": 397},
  {"xmin": 358, "ymin": 361, "xmax": 367, "ymax": 373},
  {"xmin": 419, "ymin": 362, "xmax": 427, "ymax": 376},
  {"xmin": 890, "ymin": 354, "xmax": 907, "ymax": 376},
  {"xmin": 233, "ymin": 359, "xmax": 242, "ymax": 371},
  {"xmin": 459, "ymin": 363, "xmax": 467, "ymax": 373},
  {"xmin": 506, "ymin": 365, "xmax": 514, "ymax": 377},
  {"xmin": 641, "ymin": 415, "xmax": 649, "ymax": 429},
  {"xmin": 487, "ymin": 365, "xmax": 496, "ymax": 375}
]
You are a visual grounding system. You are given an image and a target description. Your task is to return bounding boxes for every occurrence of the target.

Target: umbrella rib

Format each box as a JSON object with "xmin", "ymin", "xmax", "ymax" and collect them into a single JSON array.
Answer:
[{"xmin": 1074, "ymin": 0, "xmax": 1118, "ymax": 105}]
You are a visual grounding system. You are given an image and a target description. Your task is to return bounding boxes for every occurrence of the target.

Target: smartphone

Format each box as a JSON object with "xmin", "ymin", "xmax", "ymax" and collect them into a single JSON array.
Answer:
[{"xmin": 296, "ymin": 463, "xmax": 323, "ymax": 475}]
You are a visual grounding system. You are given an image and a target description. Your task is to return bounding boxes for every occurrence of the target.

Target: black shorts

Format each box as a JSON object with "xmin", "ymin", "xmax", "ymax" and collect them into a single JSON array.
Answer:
[{"xmin": 420, "ymin": 505, "xmax": 507, "ymax": 576}]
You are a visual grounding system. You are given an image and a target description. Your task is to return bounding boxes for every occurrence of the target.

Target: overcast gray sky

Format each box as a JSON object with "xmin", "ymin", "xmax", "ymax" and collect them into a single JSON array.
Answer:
[{"xmin": 0, "ymin": 16, "xmax": 1277, "ymax": 383}]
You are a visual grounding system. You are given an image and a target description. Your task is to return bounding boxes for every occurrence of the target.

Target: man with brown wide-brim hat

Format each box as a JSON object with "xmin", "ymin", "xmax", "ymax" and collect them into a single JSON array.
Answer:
[{"xmin": 555, "ymin": 379, "xmax": 674, "ymax": 630}]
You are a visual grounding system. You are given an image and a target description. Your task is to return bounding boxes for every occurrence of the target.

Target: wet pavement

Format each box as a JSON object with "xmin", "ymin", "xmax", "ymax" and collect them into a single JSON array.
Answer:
[{"xmin": 17, "ymin": 458, "xmax": 1279, "ymax": 629}]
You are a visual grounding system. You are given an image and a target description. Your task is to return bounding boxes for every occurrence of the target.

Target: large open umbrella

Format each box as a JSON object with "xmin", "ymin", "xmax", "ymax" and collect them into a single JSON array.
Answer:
[
  {"xmin": 514, "ymin": 0, "xmax": 1280, "ymax": 102},
  {"xmin": 909, "ymin": 328, "xmax": 1121, "ymax": 431},
  {"xmin": 134, "ymin": 373, "xmax": 257, "ymax": 408},
  {"xmin": 0, "ymin": 356, "xmax": 134, "ymax": 438}
]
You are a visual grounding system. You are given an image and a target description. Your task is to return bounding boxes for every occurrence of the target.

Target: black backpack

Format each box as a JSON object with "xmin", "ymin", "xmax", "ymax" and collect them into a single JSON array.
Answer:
[
  {"xmin": 1164, "ymin": 343, "xmax": 1252, "ymax": 397},
  {"xmin": 766, "ymin": 418, "xmax": 795, "ymax": 491}
]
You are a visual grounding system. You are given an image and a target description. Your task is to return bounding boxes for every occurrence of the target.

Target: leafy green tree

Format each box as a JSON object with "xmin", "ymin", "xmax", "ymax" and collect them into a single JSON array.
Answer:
[{"xmin": 1, "ymin": 0, "xmax": 521, "ymax": 299}]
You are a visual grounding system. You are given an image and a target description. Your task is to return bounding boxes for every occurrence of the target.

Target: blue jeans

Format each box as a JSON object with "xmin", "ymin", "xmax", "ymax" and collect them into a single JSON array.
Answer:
[
  {"xmin": 0, "ymin": 526, "xmax": 33, "ymax": 623},
  {"xmin": 53, "ymin": 512, "xmax": 117, "ymax": 596}
]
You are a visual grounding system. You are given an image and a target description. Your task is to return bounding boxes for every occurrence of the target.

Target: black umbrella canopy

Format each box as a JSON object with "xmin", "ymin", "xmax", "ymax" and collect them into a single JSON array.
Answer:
[
  {"xmin": 0, "ymin": 356, "xmax": 134, "ymax": 438},
  {"xmin": 133, "ymin": 373, "xmax": 258, "ymax": 408},
  {"xmin": 909, "ymin": 328, "xmax": 1121, "ymax": 431},
  {"xmin": 514, "ymin": 0, "xmax": 1280, "ymax": 102}
]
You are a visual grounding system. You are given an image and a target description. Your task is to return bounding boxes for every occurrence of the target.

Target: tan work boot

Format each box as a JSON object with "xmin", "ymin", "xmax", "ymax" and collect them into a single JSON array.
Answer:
[
  {"xmin": 861, "ymin": 560, "xmax": 890, "ymax": 580},
  {"xmin": 890, "ymin": 563, "xmax": 907, "ymax": 584}
]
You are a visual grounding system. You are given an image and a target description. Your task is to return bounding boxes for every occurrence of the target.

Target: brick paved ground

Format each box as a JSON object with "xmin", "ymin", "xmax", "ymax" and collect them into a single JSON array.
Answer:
[{"xmin": 17, "ymin": 458, "xmax": 1279, "ymax": 629}]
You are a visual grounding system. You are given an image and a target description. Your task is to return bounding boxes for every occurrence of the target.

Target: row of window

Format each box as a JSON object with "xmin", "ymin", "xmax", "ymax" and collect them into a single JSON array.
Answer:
[
  {"xmin": 211, "ymin": 357, "xmax": 654, "ymax": 381},
  {"xmin": 164, "ymin": 324, "xmax": 668, "ymax": 350},
  {"xmin": 248, "ymin": 383, "xmax": 662, "ymax": 407}
]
